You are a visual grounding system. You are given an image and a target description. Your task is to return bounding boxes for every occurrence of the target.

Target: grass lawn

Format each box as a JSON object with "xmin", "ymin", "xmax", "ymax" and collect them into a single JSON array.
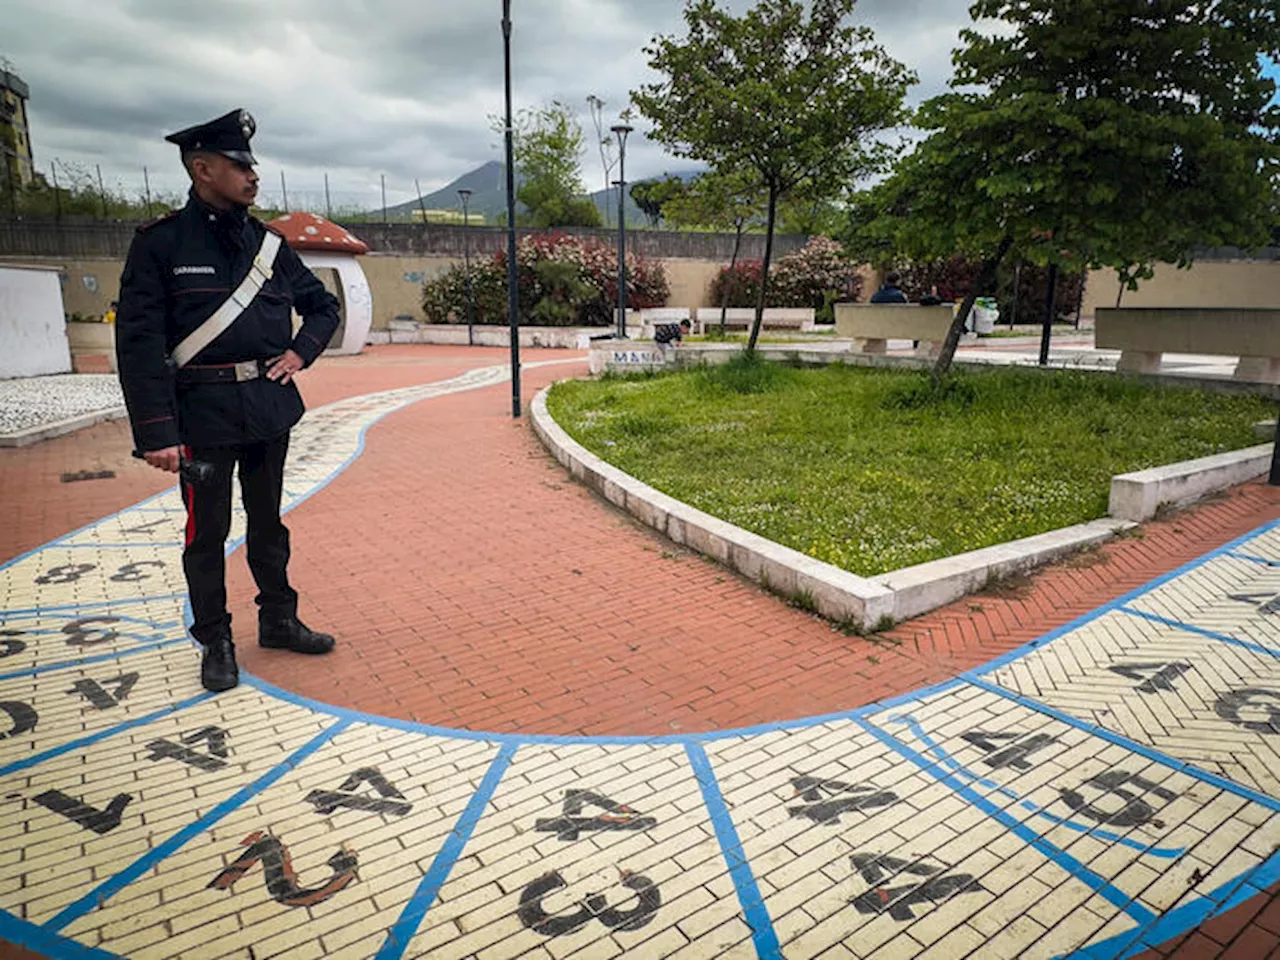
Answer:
[{"xmin": 547, "ymin": 359, "xmax": 1273, "ymax": 577}]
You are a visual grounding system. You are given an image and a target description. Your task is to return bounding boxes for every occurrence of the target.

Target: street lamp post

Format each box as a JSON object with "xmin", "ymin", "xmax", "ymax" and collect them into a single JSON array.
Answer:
[
  {"xmin": 502, "ymin": 0, "xmax": 522, "ymax": 417},
  {"xmin": 458, "ymin": 188, "xmax": 475, "ymax": 346},
  {"xmin": 610, "ymin": 123, "xmax": 633, "ymax": 339}
]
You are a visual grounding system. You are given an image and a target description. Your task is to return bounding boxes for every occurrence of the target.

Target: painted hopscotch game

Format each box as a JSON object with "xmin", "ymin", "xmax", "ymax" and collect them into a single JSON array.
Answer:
[{"xmin": 0, "ymin": 362, "xmax": 1275, "ymax": 958}]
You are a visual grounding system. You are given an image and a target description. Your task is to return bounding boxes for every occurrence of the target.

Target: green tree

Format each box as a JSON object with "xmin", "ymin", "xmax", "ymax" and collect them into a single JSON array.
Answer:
[
  {"xmin": 664, "ymin": 166, "xmax": 766, "ymax": 333},
  {"xmin": 504, "ymin": 101, "xmax": 602, "ymax": 228},
  {"xmin": 634, "ymin": 0, "xmax": 914, "ymax": 352},
  {"xmin": 629, "ymin": 175, "xmax": 687, "ymax": 227},
  {"xmin": 850, "ymin": 0, "xmax": 1280, "ymax": 377}
]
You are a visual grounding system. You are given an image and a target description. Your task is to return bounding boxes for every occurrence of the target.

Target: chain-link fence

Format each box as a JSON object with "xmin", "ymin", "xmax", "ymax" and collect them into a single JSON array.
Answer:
[{"xmin": 0, "ymin": 159, "xmax": 477, "ymax": 225}]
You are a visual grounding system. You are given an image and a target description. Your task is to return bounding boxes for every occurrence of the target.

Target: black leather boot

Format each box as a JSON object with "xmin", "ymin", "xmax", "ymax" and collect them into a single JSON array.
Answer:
[
  {"xmin": 200, "ymin": 633, "xmax": 239, "ymax": 692},
  {"xmin": 259, "ymin": 616, "xmax": 335, "ymax": 655}
]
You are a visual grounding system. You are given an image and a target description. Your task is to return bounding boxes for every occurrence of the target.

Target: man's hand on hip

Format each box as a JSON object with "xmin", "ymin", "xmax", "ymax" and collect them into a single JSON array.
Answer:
[
  {"xmin": 266, "ymin": 349, "xmax": 305, "ymax": 385},
  {"xmin": 143, "ymin": 446, "xmax": 181, "ymax": 473}
]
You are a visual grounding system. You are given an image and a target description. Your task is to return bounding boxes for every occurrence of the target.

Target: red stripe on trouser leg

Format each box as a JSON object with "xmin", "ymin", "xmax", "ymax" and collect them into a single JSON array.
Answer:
[{"xmin": 181, "ymin": 444, "xmax": 196, "ymax": 547}]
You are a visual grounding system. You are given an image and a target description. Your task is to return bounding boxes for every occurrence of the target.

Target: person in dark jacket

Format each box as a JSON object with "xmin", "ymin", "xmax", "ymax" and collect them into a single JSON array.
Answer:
[
  {"xmin": 115, "ymin": 108, "xmax": 340, "ymax": 692},
  {"xmin": 653, "ymin": 318, "xmax": 691, "ymax": 359},
  {"xmin": 869, "ymin": 272, "xmax": 909, "ymax": 304}
]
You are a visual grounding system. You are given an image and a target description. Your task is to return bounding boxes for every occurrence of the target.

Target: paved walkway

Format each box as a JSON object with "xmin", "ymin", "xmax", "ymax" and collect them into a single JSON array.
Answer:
[{"xmin": 0, "ymin": 346, "xmax": 1276, "ymax": 959}]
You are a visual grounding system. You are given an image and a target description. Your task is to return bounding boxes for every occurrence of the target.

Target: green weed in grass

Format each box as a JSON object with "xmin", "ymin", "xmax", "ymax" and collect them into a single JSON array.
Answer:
[{"xmin": 548, "ymin": 363, "xmax": 1272, "ymax": 577}]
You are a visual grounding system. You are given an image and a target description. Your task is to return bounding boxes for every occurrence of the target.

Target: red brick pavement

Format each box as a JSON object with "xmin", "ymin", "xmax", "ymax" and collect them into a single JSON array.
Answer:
[{"xmin": 222, "ymin": 349, "xmax": 1280, "ymax": 737}]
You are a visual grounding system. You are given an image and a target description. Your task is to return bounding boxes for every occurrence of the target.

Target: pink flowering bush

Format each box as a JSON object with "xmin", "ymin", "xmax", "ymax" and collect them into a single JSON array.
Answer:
[
  {"xmin": 708, "ymin": 237, "xmax": 862, "ymax": 320},
  {"xmin": 422, "ymin": 233, "xmax": 669, "ymax": 327}
]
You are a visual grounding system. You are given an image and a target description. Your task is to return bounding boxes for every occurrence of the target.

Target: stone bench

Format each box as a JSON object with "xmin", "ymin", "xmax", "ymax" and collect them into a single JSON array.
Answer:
[
  {"xmin": 1095, "ymin": 307, "xmax": 1280, "ymax": 383},
  {"xmin": 694, "ymin": 308, "xmax": 816, "ymax": 334},
  {"xmin": 834, "ymin": 303, "xmax": 956, "ymax": 357}
]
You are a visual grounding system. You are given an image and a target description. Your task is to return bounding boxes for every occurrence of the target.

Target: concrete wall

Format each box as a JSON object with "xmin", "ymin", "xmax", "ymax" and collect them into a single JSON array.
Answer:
[
  {"xmin": 2, "ymin": 253, "xmax": 734, "ymax": 333},
  {"xmin": 1082, "ymin": 260, "xmax": 1280, "ymax": 317},
  {"xmin": 0, "ymin": 264, "xmax": 72, "ymax": 378}
]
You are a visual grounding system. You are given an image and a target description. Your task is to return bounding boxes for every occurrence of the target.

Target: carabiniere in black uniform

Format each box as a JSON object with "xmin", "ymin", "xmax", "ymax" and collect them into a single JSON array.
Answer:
[{"xmin": 115, "ymin": 108, "xmax": 340, "ymax": 692}]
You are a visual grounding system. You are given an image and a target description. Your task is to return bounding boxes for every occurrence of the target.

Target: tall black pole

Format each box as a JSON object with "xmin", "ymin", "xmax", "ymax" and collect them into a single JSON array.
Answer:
[
  {"xmin": 1009, "ymin": 262, "xmax": 1021, "ymax": 328},
  {"xmin": 280, "ymin": 171, "xmax": 289, "ymax": 212},
  {"xmin": 381, "ymin": 174, "xmax": 387, "ymax": 224},
  {"xmin": 1039, "ymin": 262, "xmax": 1058, "ymax": 367},
  {"xmin": 502, "ymin": 0, "xmax": 522, "ymax": 417},
  {"xmin": 460, "ymin": 189, "xmax": 475, "ymax": 346},
  {"xmin": 611, "ymin": 124, "xmax": 633, "ymax": 338}
]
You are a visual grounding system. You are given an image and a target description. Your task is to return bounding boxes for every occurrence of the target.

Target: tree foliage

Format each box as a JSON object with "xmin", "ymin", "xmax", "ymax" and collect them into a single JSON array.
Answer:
[
  {"xmin": 848, "ymin": 0, "xmax": 1280, "ymax": 376},
  {"xmin": 629, "ymin": 176, "xmax": 687, "ymax": 227},
  {"xmin": 634, "ymin": 0, "xmax": 914, "ymax": 351},
  {"xmin": 505, "ymin": 101, "xmax": 602, "ymax": 229}
]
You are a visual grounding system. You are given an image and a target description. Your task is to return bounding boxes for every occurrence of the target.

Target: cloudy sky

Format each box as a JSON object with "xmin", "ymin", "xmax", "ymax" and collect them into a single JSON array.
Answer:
[{"xmin": 4, "ymin": 0, "xmax": 976, "ymax": 210}]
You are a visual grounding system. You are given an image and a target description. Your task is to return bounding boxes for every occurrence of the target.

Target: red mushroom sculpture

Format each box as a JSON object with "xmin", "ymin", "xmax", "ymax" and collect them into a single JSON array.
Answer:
[{"xmin": 265, "ymin": 213, "xmax": 373, "ymax": 355}]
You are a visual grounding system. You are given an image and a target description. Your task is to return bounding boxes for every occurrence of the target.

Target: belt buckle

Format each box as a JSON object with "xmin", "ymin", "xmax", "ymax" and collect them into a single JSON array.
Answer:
[{"xmin": 234, "ymin": 360, "xmax": 259, "ymax": 382}]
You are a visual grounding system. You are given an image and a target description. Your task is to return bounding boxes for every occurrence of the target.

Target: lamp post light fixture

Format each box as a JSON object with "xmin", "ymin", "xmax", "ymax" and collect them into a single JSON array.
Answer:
[
  {"xmin": 610, "ymin": 123, "xmax": 633, "ymax": 339},
  {"xmin": 458, "ymin": 188, "xmax": 475, "ymax": 347}
]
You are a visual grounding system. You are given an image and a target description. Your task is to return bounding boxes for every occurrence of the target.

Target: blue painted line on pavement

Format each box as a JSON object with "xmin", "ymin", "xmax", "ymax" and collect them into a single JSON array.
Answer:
[
  {"xmin": 0, "ymin": 638, "xmax": 190, "ymax": 683},
  {"xmin": 1119, "ymin": 607, "xmax": 1278, "ymax": 658},
  {"xmin": 888, "ymin": 714, "xmax": 1185, "ymax": 858},
  {"xmin": 852, "ymin": 715, "xmax": 1158, "ymax": 926},
  {"xmin": 243, "ymin": 665, "xmax": 968, "ymax": 747},
  {"xmin": 966, "ymin": 677, "xmax": 1280, "ymax": 814},
  {"xmin": 0, "ymin": 690, "xmax": 212, "ymax": 779},
  {"xmin": 43, "ymin": 718, "xmax": 351, "ymax": 932},
  {"xmin": 687, "ymin": 741, "xmax": 782, "ymax": 959},
  {"xmin": 1065, "ymin": 851, "xmax": 1280, "ymax": 959},
  {"xmin": 969, "ymin": 515, "xmax": 1280, "ymax": 679},
  {"xmin": 0, "ymin": 488, "xmax": 177, "ymax": 576},
  {"xmin": 0, "ymin": 911, "xmax": 122, "ymax": 959},
  {"xmin": 374, "ymin": 741, "xmax": 516, "ymax": 960},
  {"xmin": 0, "ymin": 593, "xmax": 188, "ymax": 619},
  {"xmin": 1226, "ymin": 551, "xmax": 1280, "ymax": 568}
]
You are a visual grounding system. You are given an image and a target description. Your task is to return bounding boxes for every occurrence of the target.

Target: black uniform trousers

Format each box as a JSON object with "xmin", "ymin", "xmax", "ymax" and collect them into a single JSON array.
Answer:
[{"xmin": 181, "ymin": 433, "xmax": 298, "ymax": 644}]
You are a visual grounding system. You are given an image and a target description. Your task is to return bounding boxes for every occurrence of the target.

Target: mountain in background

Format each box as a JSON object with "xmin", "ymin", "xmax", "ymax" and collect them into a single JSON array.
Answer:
[{"xmin": 385, "ymin": 160, "xmax": 701, "ymax": 227}]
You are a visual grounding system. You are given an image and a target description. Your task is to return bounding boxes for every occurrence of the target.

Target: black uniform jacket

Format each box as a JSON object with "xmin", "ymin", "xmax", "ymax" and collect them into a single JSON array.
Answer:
[{"xmin": 115, "ymin": 191, "xmax": 341, "ymax": 452}]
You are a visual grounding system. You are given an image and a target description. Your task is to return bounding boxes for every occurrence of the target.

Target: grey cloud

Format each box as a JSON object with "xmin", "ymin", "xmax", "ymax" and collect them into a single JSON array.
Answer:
[{"xmin": 4, "ymin": 0, "xmax": 972, "ymax": 206}]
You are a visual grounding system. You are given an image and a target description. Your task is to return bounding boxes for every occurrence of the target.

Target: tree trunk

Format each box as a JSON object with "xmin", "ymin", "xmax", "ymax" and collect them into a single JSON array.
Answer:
[
  {"xmin": 931, "ymin": 234, "xmax": 1014, "ymax": 380},
  {"xmin": 720, "ymin": 221, "xmax": 745, "ymax": 336},
  {"xmin": 1039, "ymin": 262, "xmax": 1058, "ymax": 366},
  {"xmin": 748, "ymin": 185, "xmax": 780, "ymax": 355},
  {"xmin": 1115, "ymin": 277, "xmax": 1124, "ymax": 309}
]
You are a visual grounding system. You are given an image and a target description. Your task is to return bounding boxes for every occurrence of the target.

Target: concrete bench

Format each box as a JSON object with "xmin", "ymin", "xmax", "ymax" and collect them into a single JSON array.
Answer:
[
  {"xmin": 588, "ymin": 337, "xmax": 670, "ymax": 375},
  {"xmin": 1095, "ymin": 307, "xmax": 1280, "ymax": 383},
  {"xmin": 694, "ymin": 308, "xmax": 816, "ymax": 334},
  {"xmin": 834, "ymin": 303, "xmax": 956, "ymax": 357}
]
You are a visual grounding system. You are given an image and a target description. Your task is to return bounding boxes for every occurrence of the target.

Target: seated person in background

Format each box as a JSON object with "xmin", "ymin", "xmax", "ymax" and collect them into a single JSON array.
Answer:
[
  {"xmin": 654, "ymin": 318, "xmax": 692, "ymax": 358},
  {"xmin": 869, "ymin": 272, "xmax": 909, "ymax": 304},
  {"xmin": 918, "ymin": 285, "xmax": 943, "ymax": 306}
]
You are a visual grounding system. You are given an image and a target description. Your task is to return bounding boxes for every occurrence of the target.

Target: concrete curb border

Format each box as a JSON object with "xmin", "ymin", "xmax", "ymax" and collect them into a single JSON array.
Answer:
[
  {"xmin": 532, "ymin": 385, "xmax": 1272, "ymax": 627},
  {"xmin": 0, "ymin": 406, "xmax": 128, "ymax": 448}
]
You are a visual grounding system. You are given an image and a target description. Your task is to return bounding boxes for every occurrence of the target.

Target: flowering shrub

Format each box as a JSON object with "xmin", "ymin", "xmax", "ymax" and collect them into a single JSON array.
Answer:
[
  {"xmin": 708, "ymin": 237, "xmax": 861, "ymax": 320},
  {"xmin": 421, "ymin": 233, "xmax": 669, "ymax": 327}
]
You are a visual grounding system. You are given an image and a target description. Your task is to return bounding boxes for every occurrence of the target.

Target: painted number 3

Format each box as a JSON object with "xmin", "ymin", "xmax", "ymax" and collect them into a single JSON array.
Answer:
[
  {"xmin": 34, "ymin": 564, "xmax": 96, "ymax": 585},
  {"xmin": 34, "ymin": 562, "xmax": 164, "ymax": 585}
]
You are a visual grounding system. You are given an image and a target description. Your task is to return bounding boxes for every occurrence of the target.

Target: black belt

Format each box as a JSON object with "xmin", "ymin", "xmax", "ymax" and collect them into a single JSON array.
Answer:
[{"xmin": 176, "ymin": 360, "xmax": 270, "ymax": 384}]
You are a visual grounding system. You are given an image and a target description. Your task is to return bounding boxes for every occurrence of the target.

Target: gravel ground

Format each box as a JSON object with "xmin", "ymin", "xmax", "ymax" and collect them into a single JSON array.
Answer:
[{"xmin": 0, "ymin": 374, "xmax": 124, "ymax": 436}]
